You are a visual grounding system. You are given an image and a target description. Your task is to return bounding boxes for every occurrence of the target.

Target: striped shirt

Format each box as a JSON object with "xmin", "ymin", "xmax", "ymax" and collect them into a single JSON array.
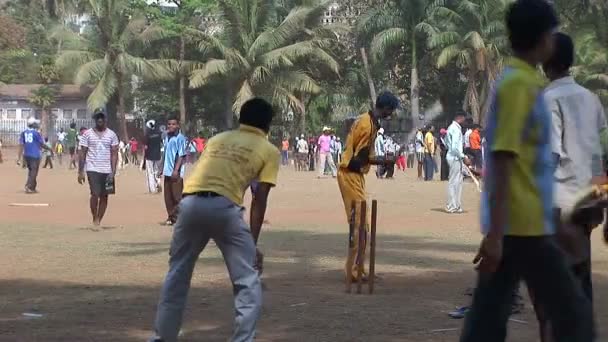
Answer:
[{"xmin": 80, "ymin": 128, "xmax": 119, "ymax": 174}]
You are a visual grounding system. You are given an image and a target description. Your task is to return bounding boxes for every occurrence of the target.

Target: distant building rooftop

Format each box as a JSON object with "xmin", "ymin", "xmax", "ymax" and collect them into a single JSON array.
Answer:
[{"xmin": 0, "ymin": 84, "xmax": 92, "ymax": 101}]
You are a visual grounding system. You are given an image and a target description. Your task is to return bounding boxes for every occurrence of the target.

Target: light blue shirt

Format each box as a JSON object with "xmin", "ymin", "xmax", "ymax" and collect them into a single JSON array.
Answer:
[
  {"xmin": 445, "ymin": 121, "xmax": 465, "ymax": 162},
  {"xmin": 163, "ymin": 133, "xmax": 187, "ymax": 177}
]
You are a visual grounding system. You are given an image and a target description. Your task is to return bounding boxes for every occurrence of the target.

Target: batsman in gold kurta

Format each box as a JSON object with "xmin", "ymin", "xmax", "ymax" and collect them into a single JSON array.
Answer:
[{"xmin": 337, "ymin": 92, "xmax": 399, "ymax": 281}]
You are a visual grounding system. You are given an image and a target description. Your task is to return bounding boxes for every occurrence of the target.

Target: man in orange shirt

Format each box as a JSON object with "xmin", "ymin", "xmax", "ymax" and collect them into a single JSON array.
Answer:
[
  {"xmin": 469, "ymin": 124, "xmax": 482, "ymax": 170},
  {"xmin": 281, "ymin": 137, "xmax": 290, "ymax": 166}
]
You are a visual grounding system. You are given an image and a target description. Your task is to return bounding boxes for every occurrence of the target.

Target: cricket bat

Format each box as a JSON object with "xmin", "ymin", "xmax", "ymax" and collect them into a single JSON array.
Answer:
[{"xmin": 463, "ymin": 165, "xmax": 482, "ymax": 192}]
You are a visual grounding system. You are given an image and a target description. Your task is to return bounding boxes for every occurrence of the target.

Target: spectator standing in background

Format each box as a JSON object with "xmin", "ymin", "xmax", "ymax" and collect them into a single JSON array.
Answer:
[
  {"xmin": 144, "ymin": 120, "xmax": 163, "ymax": 193},
  {"xmin": 42, "ymin": 138, "xmax": 54, "ymax": 169},
  {"xmin": 19, "ymin": 117, "xmax": 52, "ymax": 193},
  {"xmin": 423, "ymin": 125, "xmax": 435, "ymax": 181},
  {"xmin": 439, "ymin": 128, "xmax": 449, "ymax": 181},
  {"xmin": 469, "ymin": 124, "xmax": 483, "ymax": 171},
  {"xmin": 375, "ymin": 128, "xmax": 386, "ymax": 178},
  {"xmin": 415, "ymin": 128, "xmax": 425, "ymax": 180},
  {"xmin": 407, "ymin": 141, "xmax": 415, "ymax": 169},
  {"xmin": 463, "ymin": 120, "xmax": 473, "ymax": 158},
  {"xmin": 281, "ymin": 137, "xmax": 290, "ymax": 166},
  {"xmin": 158, "ymin": 116, "xmax": 187, "ymax": 226},
  {"xmin": 130, "ymin": 137, "xmax": 139, "ymax": 166},
  {"xmin": 317, "ymin": 127, "xmax": 337, "ymax": 178},
  {"xmin": 66, "ymin": 123, "xmax": 78, "ymax": 169}
]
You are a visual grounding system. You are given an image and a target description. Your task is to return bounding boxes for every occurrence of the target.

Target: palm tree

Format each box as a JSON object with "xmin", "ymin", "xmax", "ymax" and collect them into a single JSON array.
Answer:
[
  {"xmin": 56, "ymin": 0, "xmax": 171, "ymax": 140},
  {"xmin": 30, "ymin": 85, "xmax": 57, "ymax": 137},
  {"xmin": 572, "ymin": 33, "xmax": 608, "ymax": 105},
  {"xmin": 188, "ymin": 0, "xmax": 340, "ymax": 130},
  {"xmin": 429, "ymin": 0, "xmax": 508, "ymax": 123},
  {"xmin": 357, "ymin": 0, "xmax": 449, "ymax": 122}
]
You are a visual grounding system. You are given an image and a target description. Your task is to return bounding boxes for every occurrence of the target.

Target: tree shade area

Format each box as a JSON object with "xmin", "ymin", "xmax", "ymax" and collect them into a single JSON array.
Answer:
[{"xmin": 0, "ymin": 0, "xmax": 606, "ymax": 138}]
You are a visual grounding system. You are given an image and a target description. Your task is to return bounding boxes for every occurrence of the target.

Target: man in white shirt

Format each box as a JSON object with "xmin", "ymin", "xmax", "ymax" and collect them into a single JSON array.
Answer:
[
  {"xmin": 296, "ymin": 135, "xmax": 309, "ymax": 171},
  {"xmin": 78, "ymin": 112, "xmax": 119, "ymax": 226},
  {"xmin": 445, "ymin": 113, "xmax": 470, "ymax": 213},
  {"xmin": 538, "ymin": 32, "xmax": 607, "ymax": 338},
  {"xmin": 415, "ymin": 129, "xmax": 425, "ymax": 179},
  {"xmin": 375, "ymin": 128, "xmax": 386, "ymax": 178}
]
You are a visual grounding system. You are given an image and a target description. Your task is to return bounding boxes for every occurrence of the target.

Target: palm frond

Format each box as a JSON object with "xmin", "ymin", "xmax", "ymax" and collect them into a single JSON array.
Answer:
[
  {"xmin": 464, "ymin": 31, "xmax": 485, "ymax": 50},
  {"xmin": 87, "ymin": 68, "xmax": 117, "ymax": 111},
  {"xmin": 356, "ymin": 7, "xmax": 401, "ymax": 38},
  {"xmin": 189, "ymin": 59, "xmax": 232, "ymax": 88},
  {"xmin": 273, "ymin": 70, "xmax": 321, "ymax": 95},
  {"xmin": 74, "ymin": 58, "xmax": 108, "ymax": 85},
  {"xmin": 429, "ymin": 31, "xmax": 461, "ymax": 49},
  {"xmin": 56, "ymin": 50, "xmax": 100, "ymax": 72},
  {"xmin": 370, "ymin": 28, "xmax": 408, "ymax": 62},
  {"xmin": 436, "ymin": 44, "xmax": 462, "ymax": 68},
  {"xmin": 116, "ymin": 54, "xmax": 174, "ymax": 81},
  {"xmin": 119, "ymin": 14, "xmax": 148, "ymax": 46}
]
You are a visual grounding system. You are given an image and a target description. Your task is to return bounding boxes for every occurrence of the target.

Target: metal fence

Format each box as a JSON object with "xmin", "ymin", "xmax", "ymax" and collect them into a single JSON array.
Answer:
[{"xmin": 0, "ymin": 118, "xmax": 95, "ymax": 146}]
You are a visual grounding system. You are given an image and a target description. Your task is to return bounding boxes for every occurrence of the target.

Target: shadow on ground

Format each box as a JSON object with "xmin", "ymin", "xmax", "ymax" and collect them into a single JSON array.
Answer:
[{"xmin": 2, "ymin": 229, "xmax": 607, "ymax": 341}]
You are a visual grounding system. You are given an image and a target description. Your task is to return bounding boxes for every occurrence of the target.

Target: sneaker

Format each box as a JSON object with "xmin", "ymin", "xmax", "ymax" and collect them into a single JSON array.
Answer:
[
  {"xmin": 147, "ymin": 337, "xmax": 164, "ymax": 342},
  {"xmin": 448, "ymin": 306, "xmax": 469, "ymax": 319}
]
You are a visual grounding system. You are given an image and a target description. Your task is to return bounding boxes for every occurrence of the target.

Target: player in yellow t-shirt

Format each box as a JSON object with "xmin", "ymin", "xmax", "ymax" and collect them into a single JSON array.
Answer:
[
  {"xmin": 338, "ymin": 91, "xmax": 399, "ymax": 282},
  {"xmin": 151, "ymin": 98, "xmax": 279, "ymax": 342}
]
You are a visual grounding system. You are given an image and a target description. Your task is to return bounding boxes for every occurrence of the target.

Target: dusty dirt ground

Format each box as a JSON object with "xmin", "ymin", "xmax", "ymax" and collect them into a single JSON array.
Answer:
[{"xmin": 1, "ymin": 150, "xmax": 607, "ymax": 342}]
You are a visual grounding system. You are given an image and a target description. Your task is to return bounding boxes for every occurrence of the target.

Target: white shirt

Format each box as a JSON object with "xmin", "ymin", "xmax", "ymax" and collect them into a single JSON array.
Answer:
[
  {"xmin": 415, "ymin": 131, "xmax": 424, "ymax": 153},
  {"xmin": 375, "ymin": 135, "xmax": 385, "ymax": 156},
  {"xmin": 296, "ymin": 138, "xmax": 309, "ymax": 153},
  {"xmin": 80, "ymin": 128, "xmax": 119, "ymax": 174},
  {"xmin": 463, "ymin": 129, "xmax": 472, "ymax": 148},
  {"xmin": 57, "ymin": 132, "xmax": 66, "ymax": 142},
  {"xmin": 545, "ymin": 76, "xmax": 607, "ymax": 210}
]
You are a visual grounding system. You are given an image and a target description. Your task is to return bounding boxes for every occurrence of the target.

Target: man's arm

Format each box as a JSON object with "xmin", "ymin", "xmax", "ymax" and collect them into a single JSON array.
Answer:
[
  {"xmin": 250, "ymin": 183, "xmax": 272, "ymax": 244},
  {"xmin": 111, "ymin": 146, "xmax": 118, "ymax": 175}
]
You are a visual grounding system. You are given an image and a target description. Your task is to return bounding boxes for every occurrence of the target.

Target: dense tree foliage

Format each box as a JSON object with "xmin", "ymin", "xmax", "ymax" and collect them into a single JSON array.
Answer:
[{"xmin": 0, "ymin": 0, "xmax": 606, "ymax": 137}]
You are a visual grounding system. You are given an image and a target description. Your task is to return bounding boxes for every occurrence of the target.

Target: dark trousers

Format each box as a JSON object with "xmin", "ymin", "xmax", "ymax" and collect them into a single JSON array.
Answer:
[
  {"xmin": 440, "ymin": 150, "xmax": 449, "ymax": 181},
  {"xmin": 471, "ymin": 149, "xmax": 483, "ymax": 169},
  {"xmin": 423, "ymin": 153, "xmax": 434, "ymax": 181},
  {"xmin": 24, "ymin": 157, "xmax": 41, "ymax": 191},
  {"xmin": 281, "ymin": 151, "xmax": 289, "ymax": 165},
  {"xmin": 43, "ymin": 156, "xmax": 53, "ymax": 169},
  {"xmin": 406, "ymin": 154, "xmax": 414, "ymax": 168},
  {"xmin": 164, "ymin": 176, "xmax": 183, "ymax": 223},
  {"xmin": 385, "ymin": 153, "xmax": 395, "ymax": 178},
  {"xmin": 460, "ymin": 236, "xmax": 593, "ymax": 342}
]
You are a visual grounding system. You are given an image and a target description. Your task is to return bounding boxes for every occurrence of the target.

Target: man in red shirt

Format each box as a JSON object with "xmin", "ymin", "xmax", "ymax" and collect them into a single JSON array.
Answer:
[
  {"xmin": 192, "ymin": 133, "xmax": 206, "ymax": 161},
  {"xmin": 130, "ymin": 137, "xmax": 139, "ymax": 165}
]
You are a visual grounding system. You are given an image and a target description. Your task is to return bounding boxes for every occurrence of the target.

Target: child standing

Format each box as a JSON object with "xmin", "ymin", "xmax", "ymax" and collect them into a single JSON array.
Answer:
[{"xmin": 42, "ymin": 138, "xmax": 54, "ymax": 169}]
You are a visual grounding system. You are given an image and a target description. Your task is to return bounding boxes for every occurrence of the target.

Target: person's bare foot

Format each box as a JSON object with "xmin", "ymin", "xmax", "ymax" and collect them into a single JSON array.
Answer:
[{"xmin": 93, "ymin": 219, "xmax": 101, "ymax": 226}]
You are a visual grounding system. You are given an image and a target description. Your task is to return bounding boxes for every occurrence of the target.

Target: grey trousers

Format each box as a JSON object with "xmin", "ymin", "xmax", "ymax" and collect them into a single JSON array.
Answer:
[
  {"xmin": 446, "ymin": 158, "xmax": 463, "ymax": 212},
  {"xmin": 154, "ymin": 195, "xmax": 262, "ymax": 342}
]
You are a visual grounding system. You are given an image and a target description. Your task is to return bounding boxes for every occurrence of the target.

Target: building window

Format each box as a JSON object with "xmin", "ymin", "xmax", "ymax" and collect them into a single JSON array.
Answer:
[
  {"xmin": 7, "ymin": 109, "xmax": 17, "ymax": 119},
  {"xmin": 76, "ymin": 109, "xmax": 87, "ymax": 119},
  {"xmin": 21, "ymin": 109, "xmax": 31, "ymax": 119},
  {"xmin": 51, "ymin": 108, "xmax": 60, "ymax": 118},
  {"xmin": 63, "ymin": 109, "xmax": 73, "ymax": 120}
]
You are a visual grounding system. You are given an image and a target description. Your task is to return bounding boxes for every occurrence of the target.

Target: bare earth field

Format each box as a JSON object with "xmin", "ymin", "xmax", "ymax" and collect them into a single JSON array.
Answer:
[{"xmin": 1, "ymin": 150, "xmax": 607, "ymax": 342}]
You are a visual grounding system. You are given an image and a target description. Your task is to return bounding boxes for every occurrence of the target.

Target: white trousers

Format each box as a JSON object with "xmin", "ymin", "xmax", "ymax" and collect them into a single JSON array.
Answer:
[{"xmin": 146, "ymin": 160, "xmax": 161, "ymax": 193}]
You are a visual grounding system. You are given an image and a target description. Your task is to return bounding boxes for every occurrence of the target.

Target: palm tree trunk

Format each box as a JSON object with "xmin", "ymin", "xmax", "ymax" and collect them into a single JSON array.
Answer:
[
  {"xmin": 179, "ymin": 36, "xmax": 187, "ymax": 125},
  {"xmin": 410, "ymin": 36, "xmax": 420, "ymax": 125},
  {"xmin": 40, "ymin": 109, "xmax": 49, "ymax": 138},
  {"xmin": 116, "ymin": 74, "xmax": 129, "ymax": 141}
]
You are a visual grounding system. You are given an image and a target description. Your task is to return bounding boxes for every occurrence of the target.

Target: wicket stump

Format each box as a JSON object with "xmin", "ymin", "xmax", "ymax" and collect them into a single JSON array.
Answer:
[{"xmin": 346, "ymin": 199, "xmax": 378, "ymax": 294}]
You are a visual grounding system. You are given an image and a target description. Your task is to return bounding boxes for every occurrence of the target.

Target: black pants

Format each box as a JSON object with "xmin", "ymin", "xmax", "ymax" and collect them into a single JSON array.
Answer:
[
  {"xmin": 43, "ymin": 156, "xmax": 53, "ymax": 169},
  {"xmin": 440, "ymin": 150, "xmax": 449, "ymax": 181},
  {"xmin": 24, "ymin": 157, "xmax": 41, "ymax": 191},
  {"xmin": 385, "ymin": 153, "xmax": 395, "ymax": 178},
  {"xmin": 471, "ymin": 149, "xmax": 483, "ymax": 169},
  {"xmin": 460, "ymin": 236, "xmax": 593, "ymax": 342}
]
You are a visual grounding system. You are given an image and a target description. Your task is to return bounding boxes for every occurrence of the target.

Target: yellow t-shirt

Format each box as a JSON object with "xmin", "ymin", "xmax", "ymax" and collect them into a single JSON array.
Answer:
[
  {"xmin": 424, "ymin": 132, "xmax": 435, "ymax": 154},
  {"xmin": 183, "ymin": 125, "xmax": 280, "ymax": 205},
  {"xmin": 339, "ymin": 112, "xmax": 378, "ymax": 174}
]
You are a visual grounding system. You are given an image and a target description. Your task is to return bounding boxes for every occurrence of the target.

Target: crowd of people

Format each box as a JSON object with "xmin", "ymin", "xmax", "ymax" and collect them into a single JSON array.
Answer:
[{"xmin": 9, "ymin": 0, "xmax": 608, "ymax": 341}]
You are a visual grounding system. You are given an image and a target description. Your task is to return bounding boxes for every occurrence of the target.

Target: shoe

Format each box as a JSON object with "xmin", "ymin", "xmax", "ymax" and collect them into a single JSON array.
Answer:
[
  {"xmin": 448, "ymin": 306, "xmax": 469, "ymax": 319},
  {"xmin": 162, "ymin": 219, "xmax": 174, "ymax": 226},
  {"xmin": 147, "ymin": 337, "xmax": 164, "ymax": 342}
]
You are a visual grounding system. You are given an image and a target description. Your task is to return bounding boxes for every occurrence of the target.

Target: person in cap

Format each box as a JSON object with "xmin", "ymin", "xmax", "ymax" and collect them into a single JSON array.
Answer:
[
  {"xmin": 439, "ymin": 128, "xmax": 449, "ymax": 181},
  {"xmin": 150, "ymin": 98, "xmax": 279, "ymax": 342},
  {"xmin": 143, "ymin": 120, "xmax": 163, "ymax": 193},
  {"xmin": 338, "ymin": 91, "xmax": 398, "ymax": 282},
  {"xmin": 18, "ymin": 117, "xmax": 52, "ymax": 193},
  {"xmin": 318, "ymin": 126, "xmax": 337, "ymax": 178},
  {"xmin": 78, "ymin": 112, "xmax": 119, "ymax": 226},
  {"xmin": 296, "ymin": 134, "xmax": 309, "ymax": 171}
]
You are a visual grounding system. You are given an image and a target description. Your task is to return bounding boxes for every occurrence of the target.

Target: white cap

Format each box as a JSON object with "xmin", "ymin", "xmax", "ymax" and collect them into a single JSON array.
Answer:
[
  {"xmin": 146, "ymin": 120, "xmax": 156, "ymax": 129},
  {"xmin": 27, "ymin": 117, "xmax": 39, "ymax": 126},
  {"xmin": 322, "ymin": 126, "xmax": 331, "ymax": 132},
  {"xmin": 378, "ymin": 128, "xmax": 384, "ymax": 134},
  {"xmin": 300, "ymin": 134, "xmax": 304, "ymax": 138}
]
